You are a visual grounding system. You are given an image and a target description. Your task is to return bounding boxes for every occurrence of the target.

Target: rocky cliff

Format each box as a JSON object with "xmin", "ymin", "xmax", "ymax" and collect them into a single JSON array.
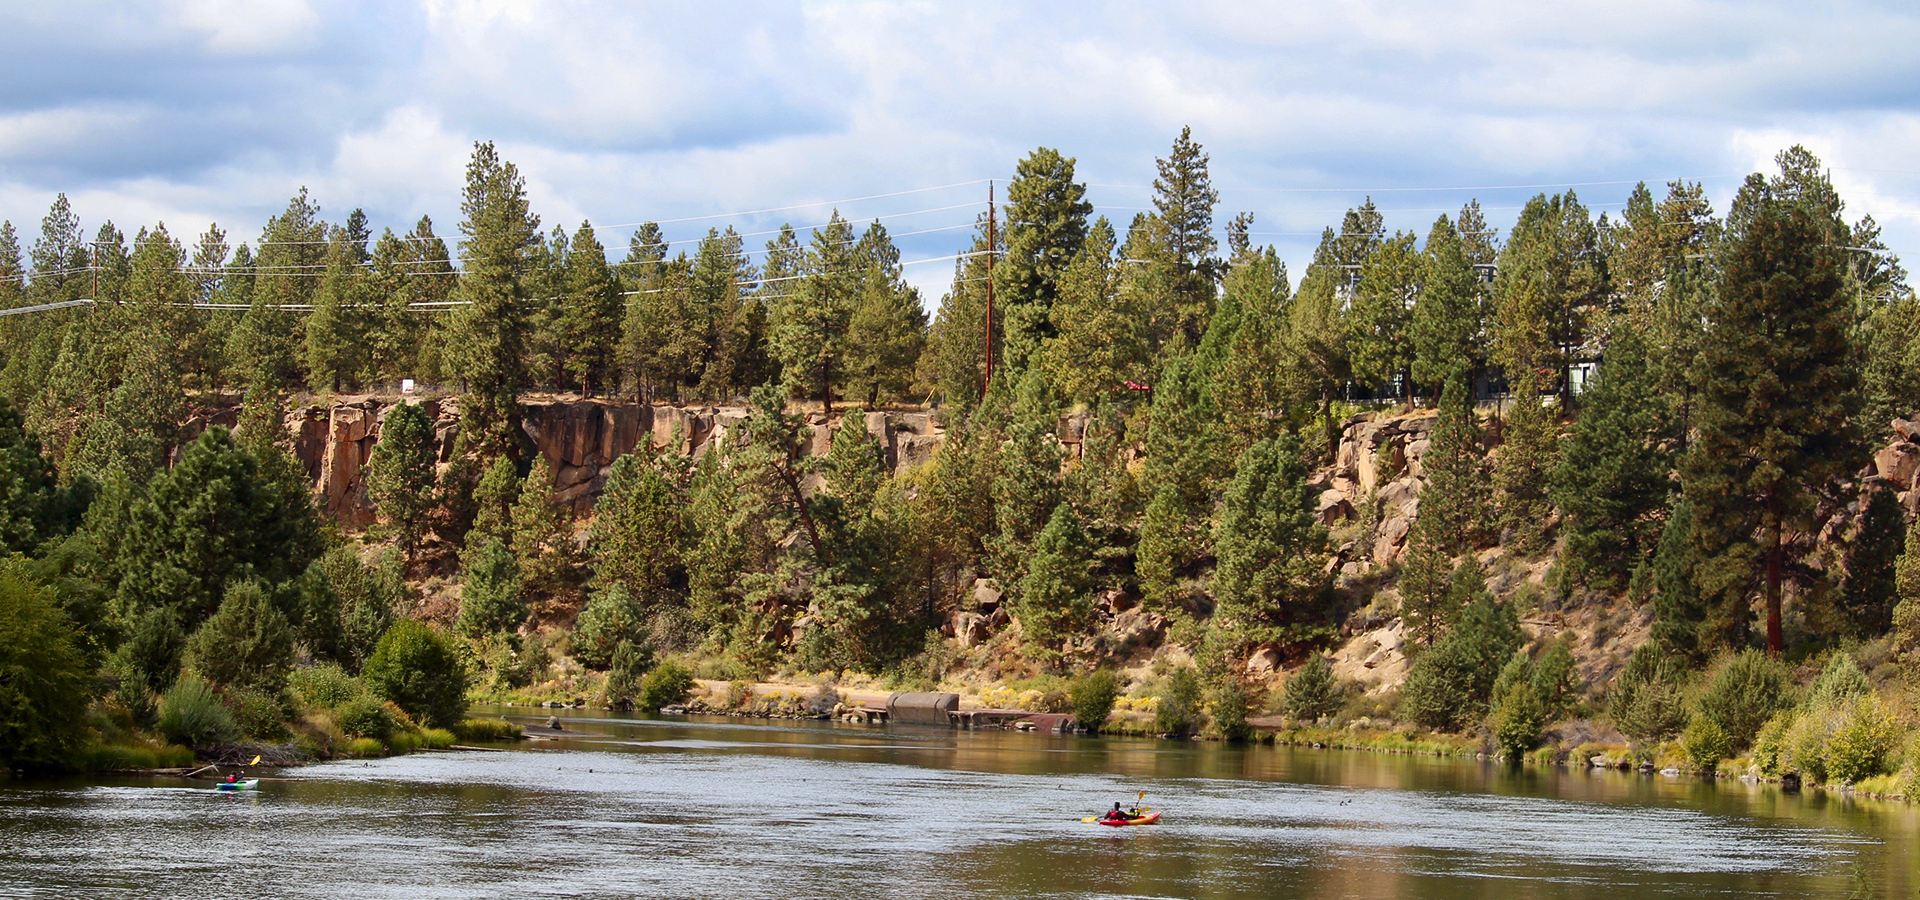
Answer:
[{"xmin": 244, "ymin": 396, "xmax": 952, "ymax": 525}]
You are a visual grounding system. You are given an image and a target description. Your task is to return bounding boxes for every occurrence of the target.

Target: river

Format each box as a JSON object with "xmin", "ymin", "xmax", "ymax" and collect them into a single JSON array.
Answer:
[{"xmin": 3, "ymin": 707, "xmax": 1912, "ymax": 899}]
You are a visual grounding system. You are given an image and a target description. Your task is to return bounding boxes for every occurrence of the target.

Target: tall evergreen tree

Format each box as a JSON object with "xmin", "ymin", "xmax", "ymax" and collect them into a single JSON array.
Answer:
[
  {"xmin": 1836, "ymin": 485, "xmax": 1905, "ymax": 638},
  {"xmin": 1014, "ymin": 502, "xmax": 1093, "ymax": 667},
  {"xmin": 1042, "ymin": 217, "xmax": 1147, "ymax": 407},
  {"xmin": 589, "ymin": 450, "xmax": 687, "ymax": 608},
  {"xmin": 449, "ymin": 143, "xmax": 540, "ymax": 459},
  {"xmin": 1684, "ymin": 150, "xmax": 1863, "ymax": 656},
  {"xmin": 1551, "ymin": 326, "xmax": 1672, "ymax": 590},
  {"xmin": 997, "ymin": 147, "xmax": 1092, "ymax": 372},
  {"xmin": 558, "ymin": 221, "xmax": 622, "ymax": 397},
  {"xmin": 1348, "ymin": 232, "xmax": 1419, "ymax": 407},
  {"xmin": 844, "ymin": 223, "xmax": 927, "ymax": 406},
  {"xmin": 769, "ymin": 212, "xmax": 859, "ymax": 413},
  {"xmin": 1208, "ymin": 432, "xmax": 1330, "ymax": 665},
  {"xmin": 365, "ymin": 402, "xmax": 438, "ymax": 565},
  {"xmin": 1493, "ymin": 366, "xmax": 1558, "ymax": 553},
  {"xmin": 1146, "ymin": 127, "xmax": 1220, "ymax": 347},
  {"xmin": 1492, "ymin": 191, "xmax": 1605, "ymax": 406},
  {"xmin": 1410, "ymin": 215, "xmax": 1486, "ymax": 394}
]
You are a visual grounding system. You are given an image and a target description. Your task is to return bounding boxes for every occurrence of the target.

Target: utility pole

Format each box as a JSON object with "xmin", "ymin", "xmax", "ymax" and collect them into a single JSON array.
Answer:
[{"xmin": 983, "ymin": 180, "xmax": 995, "ymax": 394}]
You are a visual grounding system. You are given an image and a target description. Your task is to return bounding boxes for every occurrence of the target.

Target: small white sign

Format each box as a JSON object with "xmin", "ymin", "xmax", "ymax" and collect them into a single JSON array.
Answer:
[{"xmin": 401, "ymin": 378, "xmax": 416, "ymax": 394}]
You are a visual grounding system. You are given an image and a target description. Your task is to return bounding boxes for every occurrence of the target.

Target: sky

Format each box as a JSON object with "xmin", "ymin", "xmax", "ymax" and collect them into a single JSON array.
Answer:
[{"xmin": 3, "ymin": 0, "xmax": 1918, "ymax": 303}]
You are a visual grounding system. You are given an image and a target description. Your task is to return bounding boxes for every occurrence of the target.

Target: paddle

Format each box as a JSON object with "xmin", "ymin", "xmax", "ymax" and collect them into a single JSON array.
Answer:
[{"xmin": 1082, "ymin": 791, "xmax": 1152, "ymax": 823}]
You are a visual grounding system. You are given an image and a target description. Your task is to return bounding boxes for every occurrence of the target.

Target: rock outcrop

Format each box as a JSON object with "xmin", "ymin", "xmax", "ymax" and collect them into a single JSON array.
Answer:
[{"xmin": 267, "ymin": 396, "xmax": 948, "ymax": 524}]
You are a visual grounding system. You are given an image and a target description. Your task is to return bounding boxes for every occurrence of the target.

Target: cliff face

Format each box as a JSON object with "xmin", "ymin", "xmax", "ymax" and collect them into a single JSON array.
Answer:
[{"xmin": 258, "ymin": 396, "xmax": 950, "ymax": 524}]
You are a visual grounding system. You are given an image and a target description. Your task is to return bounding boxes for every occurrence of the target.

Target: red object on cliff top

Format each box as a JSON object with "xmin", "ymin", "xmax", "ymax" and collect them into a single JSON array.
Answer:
[{"xmin": 1122, "ymin": 380, "xmax": 1152, "ymax": 392}]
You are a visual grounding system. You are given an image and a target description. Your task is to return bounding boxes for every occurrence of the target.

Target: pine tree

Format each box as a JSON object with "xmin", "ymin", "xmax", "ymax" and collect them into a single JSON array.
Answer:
[
  {"xmin": 1892, "ymin": 522, "xmax": 1920, "ymax": 668},
  {"xmin": 843, "ymin": 224, "xmax": 927, "ymax": 406},
  {"xmin": 1493, "ymin": 366, "xmax": 1557, "ymax": 553},
  {"xmin": 1551, "ymin": 325, "xmax": 1673, "ymax": 590},
  {"xmin": 1042, "ymin": 217, "xmax": 1148, "ymax": 407},
  {"xmin": 111, "ymin": 427, "xmax": 322, "ymax": 628},
  {"xmin": 509, "ymin": 459, "xmax": 582, "ymax": 611},
  {"xmin": 1836, "ymin": 485, "xmax": 1905, "ymax": 638},
  {"xmin": 1397, "ymin": 524, "xmax": 1456, "ymax": 649},
  {"xmin": 1213, "ymin": 247, "xmax": 1292, "ymax": 450},
  {"xmin": 365, "ymin": 402, "xmax": 437, "ymax": 564},
  {"xmin": 305, "ymin": 225, "xmax": 367, "ymax": 393},
  {"xmin": 1011, "ymin": 502, "xmax": 1092, "ymax": 667},
  {"xmin": 449, "ymin": 143, "xmax": 540, "ymax": 459},
  {"xmin": 771, "ymin": 211, "xmax": 858, "ymax": 414},
  {"xmin": 1491, "ymin": 191, "xmax": 1605, "ymax": 406},
  {"xmin": 229, "ymin": 189, "xmax": 323, "ymax": 393},
  {"xmin": 467, "ymin": 455, "xmax": 520, "ymax": 548},
  {"xmin": 1146, "ymin": 127, "xmax": 1220, "ymax": 347},
  {"xmin": 1419, "ymin": 369, "xmax": 1491, "ymax": 553},
  {"xmin": 589, "ymin": 451, "xmax": 687, "ymax": 607},
  {"xmin": 998, "ymin": 147, "xmax": 1092, "ymax": 373},
  {"xmin": 0, "ymin": 396, "xmax": 60, "ymax": 554},
  {"xmin": 458, "ymin": 537, "xmax": 524, "ymax": 638},
  {"xmin": 1282, "ymin": 231, "xmax": 1352, "ymax": 457},
  {"xmin": 1410, "ymin": 215, "xmax": 1486, "ymax": 394},
  {"xmin": 1348, "ymin": 232, "xmax": 1419, "ymax": 407},
  {"xmin": 990, "ymin": 396, "xmax": 1065, "ymax": 589},
  {"xmin": 1208, "ymin": 432, "xmax": 1330, "ymax": 663},
  {"xmin": 558, "ymin": 221, "xmax": 621, "ymax": 397},
  {"xmin": 919, "ymin": 217, "xmax": 998, "ymax": 408},
  {"xmin": 691, "ymin": 226, "xmax": 768, "ymax": 399},
  {"xmin": 184, "ymin": 580, "xmax": 294, "ymax": 693},
  {"xmin": 1684, "ymin": 150, "xmax": 1863, "ymax": 656},
  {"xmin": 1650, "ymin": 496, "xmax": 1708, "ymax": 663}
]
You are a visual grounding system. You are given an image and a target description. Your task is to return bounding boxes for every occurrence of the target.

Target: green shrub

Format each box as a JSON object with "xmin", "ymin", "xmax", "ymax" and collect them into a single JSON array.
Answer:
[
  {"xmin": 1694, "ymin": 650, "xmax": 1794, "ymax": 750},
  {"xmin": 336, "ymin": 696, "xmax": 401, "ymax": 742},
  {"xmin": 288, "ymin": 663, "xmax": 360, "ymax": 710},
  {"xmin": 156, "ymin": 676, "xmax": 238, "ymax": 748},
  {"xmin": 457, "ymin": 538, "xmax": 524, "ymax": 638},
  {"xmin": 1784, "ymin": 707, "xmax": 1833, "ymax": 783},
  {"xmin": 1210, "ymin": 678, "xmax": 1253, "ymax": 742},
  {"xmin": 1280, "ymin": 655, "xmax": 1341, "ymax": 722},
  {"xmin": 224, "ymin": 686, "xmax": 289, "ymax": 741},
  {"xmin": 345, "ymin": 737, "xmax": 386, "ymax": 758},
  {"xmin": 635, "ymin": 660, "xmax": 694, "ymax": 712},
  {"xmin": 605, "ymin": 641, "xmax": 655, "ymax": 707},
  {"xmin": 0, "ymin": 567, "xmax": 94, "ymax": 770},
  {"xmin": 455, "ymin": 718, "xmax": 522, "ymax": 741},
  {"xmin": 1804, "ymin": 653, "xmax": 1870, "ymax": 709},
  {"xmin": 1683, "ymin": 713, "xmax": 1731, "ymax": 775},
  {"xmin": 724, "ymin": 680, "xmax": 754, "ymax": 710},
  {"xmin": 1070, "ymin": 670, "xmax": 1121, "ymax": 731},
  {"xmin": 1610, "ymin": 643, "xmax": 1689, "ymax": 745},
  {"xmin": 184, "ymin": 580, "xmax": 295, "ymax": 694},
  {"xmin": 1823, "ymin": 695, "xmax": 1902, "ymax": 785},
  {"xmin": 1155, "ymin": 667, "xmax": 1204, "ymax": 735},
  {"xmin": 362, "ymin": 619, "xmax": 469, "ymax": 728},
  {"xmin": 1490, "ymin": 655, "xmax": 1545, "ymax": 761},
  {"xmin": 571, "ymin": 585, "xmax": 643, "ymax": 670},
  {"xmin": 1753, "ymin": 712, "xmax": 1793, "ymax": 777},
  {"xmin": 420, "ymin": 728, "xmax": 456, "ymax": 749}
]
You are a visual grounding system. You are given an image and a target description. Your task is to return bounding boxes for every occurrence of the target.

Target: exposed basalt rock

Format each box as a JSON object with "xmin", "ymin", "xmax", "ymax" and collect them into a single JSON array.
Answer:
[{"xmin": 273, "ymin": 396, "xmax": 947, "ymax": 524}]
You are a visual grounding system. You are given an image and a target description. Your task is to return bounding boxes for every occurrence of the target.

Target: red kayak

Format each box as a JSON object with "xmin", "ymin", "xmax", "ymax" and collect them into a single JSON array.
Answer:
[{"xmin": 1097, "ymin": 811, "xmax": 1160, "ymax": 827}]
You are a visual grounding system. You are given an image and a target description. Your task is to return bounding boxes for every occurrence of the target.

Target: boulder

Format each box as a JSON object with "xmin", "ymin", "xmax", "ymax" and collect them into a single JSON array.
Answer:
[
  {"xmin": 1874, "ymin": 443, "xmax": 1920, "ymax": 491},
  {"xmin": 1316, "ymin": 489, "xmax": 1354, "ymax": 524},
  {"xmin": 951, "ymin": 611, "xmax": 990, "ymax": 648},
  {"xmin": 1894, "ymin": 418, "xmax": 1918, "ymax": 443},
  {"xmin": 1372, "ymin": 516, "xmax": 1411, "ymax": 564},
  {"xmin": 1245, "ymin": 643, "xmax": 1284, "ymax": 677},
  {"xmin": 971, "ymin": 579, "xmax": 1003, "ymax": 611},
  {"xmin": 1376, "ymin": 478, "xmax": 1419, "ymax": 519}
]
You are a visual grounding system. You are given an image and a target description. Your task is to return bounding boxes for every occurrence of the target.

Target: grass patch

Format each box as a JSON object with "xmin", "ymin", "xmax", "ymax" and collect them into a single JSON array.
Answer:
[
  {"xmin": 454, "ymin": 718, "xmax": 524, "ymax": 742},
  {"xmin": 80, "ymin": 741, "xmax": 196, "ymax": 771},
  {"xmin": 344, "ymin": 737, "xmax": 386, "ymax": 759},
  {"xmin": 420, "ymin": 728, "xmax": 456, "ymax": 750}
]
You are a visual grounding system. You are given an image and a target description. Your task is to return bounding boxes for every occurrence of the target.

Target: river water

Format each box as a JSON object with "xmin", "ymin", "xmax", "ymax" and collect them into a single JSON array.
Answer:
[{"xmin": 3, "ymin": 708, "xmax": 1913, "ymax": 899}]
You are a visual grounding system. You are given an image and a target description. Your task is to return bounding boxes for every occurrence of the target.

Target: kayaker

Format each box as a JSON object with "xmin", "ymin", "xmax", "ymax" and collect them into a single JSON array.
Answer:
[{"xmin": 1103, "ymin": 803, "xmax": 1130, "ymax": 822}]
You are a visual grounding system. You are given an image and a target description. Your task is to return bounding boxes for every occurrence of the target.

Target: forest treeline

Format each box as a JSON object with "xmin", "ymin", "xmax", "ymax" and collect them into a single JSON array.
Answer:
[{"xmin": 1, "ymin": 132, "xmax": 1918, "ymax": 781}]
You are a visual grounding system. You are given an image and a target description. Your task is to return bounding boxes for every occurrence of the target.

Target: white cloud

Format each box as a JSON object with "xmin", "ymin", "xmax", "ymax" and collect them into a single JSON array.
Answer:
[{"xmin": 170, "ymin": 0, "xmax": 320, "ymax": 53}]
